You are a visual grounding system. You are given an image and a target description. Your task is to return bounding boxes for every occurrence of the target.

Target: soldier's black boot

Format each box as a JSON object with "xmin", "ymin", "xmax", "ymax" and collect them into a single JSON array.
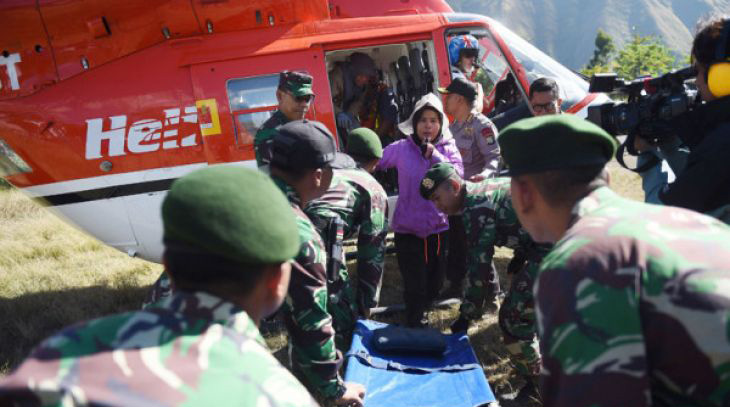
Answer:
[{"xmin": 514, "ymin": 379, "xmax": 541, "ymax": 405}]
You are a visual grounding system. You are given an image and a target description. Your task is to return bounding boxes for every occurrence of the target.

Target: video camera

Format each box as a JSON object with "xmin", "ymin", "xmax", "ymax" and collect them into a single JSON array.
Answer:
[{"xmin": 587, "ymin": 67, "xmax": 699, "ymax": 164}]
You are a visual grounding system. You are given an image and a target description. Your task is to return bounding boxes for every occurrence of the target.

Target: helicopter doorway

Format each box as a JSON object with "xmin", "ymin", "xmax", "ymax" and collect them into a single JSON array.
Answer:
[{"xmin": 324, "ymin": 41, "xmax": 440, "ymax": 148}]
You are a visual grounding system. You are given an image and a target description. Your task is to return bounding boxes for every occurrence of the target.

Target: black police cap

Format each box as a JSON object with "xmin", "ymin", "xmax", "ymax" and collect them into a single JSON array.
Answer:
[
  {"xmin": 270, "ymin": 120, "xmax": 337, "ymax": 171},
  {"xmin": 438, "ymin": 77, "xmax": 478, "ymax": 104}
]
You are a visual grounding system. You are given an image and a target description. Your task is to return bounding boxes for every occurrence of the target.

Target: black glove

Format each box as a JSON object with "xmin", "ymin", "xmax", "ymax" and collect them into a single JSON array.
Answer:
[
  {"xmin": 507, "ymin": 250, "xmax": 528, "ymax": 275},
  {"xmin": 450, "ymin": 316, "xmax": 471, "ymax": 333}
]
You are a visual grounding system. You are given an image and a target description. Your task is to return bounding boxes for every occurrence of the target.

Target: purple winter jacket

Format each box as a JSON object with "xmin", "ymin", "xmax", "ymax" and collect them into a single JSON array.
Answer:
[{"xmin": 377, "ymin": 134, "xmax": 463, "ymax": 238}]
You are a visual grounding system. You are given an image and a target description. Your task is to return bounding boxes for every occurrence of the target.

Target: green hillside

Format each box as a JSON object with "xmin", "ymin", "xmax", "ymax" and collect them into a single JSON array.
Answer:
[{"xmin": 447, "ymin": 0, "xmax": 730, "ymax": 69}]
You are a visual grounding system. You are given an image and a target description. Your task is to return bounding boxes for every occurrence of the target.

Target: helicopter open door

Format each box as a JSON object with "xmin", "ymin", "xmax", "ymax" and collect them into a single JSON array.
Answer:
[{"xmin": 324, "ymin": 40, "xmax": 440, "ymax": 144}]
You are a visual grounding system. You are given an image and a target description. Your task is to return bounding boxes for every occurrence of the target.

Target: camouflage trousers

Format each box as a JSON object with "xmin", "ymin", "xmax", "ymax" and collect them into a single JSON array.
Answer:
[
  {"xmin": 328, "ymin": 273, "xmax": 358, "ymax": 350},
  {"xmin": 498, "ymin": 261, "xmax": 541, "ymax": 379},
  {"xmin": 311, "ymin": 214, "xmax": 360, "ymax": 349}
]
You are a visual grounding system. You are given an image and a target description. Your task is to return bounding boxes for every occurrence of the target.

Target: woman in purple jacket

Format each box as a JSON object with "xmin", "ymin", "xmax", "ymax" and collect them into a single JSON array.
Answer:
[{"xmin": 377, "ymin": 93, "xmax": 463, "ymax": 327}]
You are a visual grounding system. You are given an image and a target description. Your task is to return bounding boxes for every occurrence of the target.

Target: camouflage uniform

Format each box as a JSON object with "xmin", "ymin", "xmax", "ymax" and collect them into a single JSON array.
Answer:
[
  {"xmin": 254, "ymin": 110, "xmax": 289, "ymax": 168},
  {"xmin": 536, "ymin": 186, "xmax": 730, "ymax": 406},
  {"xmin": 304, "ymin": 167, "xmax": 388, "ymax": 344},
  {"xmin": 458, "ymin": 177, "xmax": 547, "ymax": 379},
  {"xmin": 471, "ymin": 67, "xmax": 494, "ymax": 97},
  {"xmin": 498, "ymin": 260, "xmax": 542, "ymax": 379},
  {"xmin": 0, "ymin": 291, "xmax": 318, "ymax": 407},
  {"xmin": 272, "ymin": 176, "xmax": 345, "ymax": 401}
]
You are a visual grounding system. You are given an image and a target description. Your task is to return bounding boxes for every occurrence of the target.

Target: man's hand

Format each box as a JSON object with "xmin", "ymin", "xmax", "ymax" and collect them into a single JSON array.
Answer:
[
  {"xmin": 633, "ymin": 135, "xmax": 655, "ymax": 154},
  {"xmin": 469, "ymin": 173, "xmax": 486, "ymax": 182},
  {"xmin": 335, "ymin": 382, "xmax": 366, "ymax": 407},
  {"xmin": 336, "ymin": 112, "xmax": 358, "ymax": 133},
  {"xmin": 450, "ymin": 316, "xmax": 471, "ymax": 333}
]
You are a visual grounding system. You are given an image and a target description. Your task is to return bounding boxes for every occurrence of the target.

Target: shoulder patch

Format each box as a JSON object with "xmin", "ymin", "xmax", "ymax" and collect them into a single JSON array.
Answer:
[{"xmin": 481, "ymin": 126, "xmax": 496, "ymax": 144}]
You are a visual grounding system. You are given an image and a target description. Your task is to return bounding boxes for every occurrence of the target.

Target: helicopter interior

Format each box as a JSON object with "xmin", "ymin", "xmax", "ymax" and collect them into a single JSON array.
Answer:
[{"xmin": 325, "ymin": 41, "xmax": 440, "ymax": 135}]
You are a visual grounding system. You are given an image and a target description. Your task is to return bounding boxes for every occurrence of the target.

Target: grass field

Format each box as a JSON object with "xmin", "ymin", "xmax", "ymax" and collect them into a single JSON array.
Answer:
[{"xmin": 0, "ymin": 165, "xmax": 642, "ymax": 405}]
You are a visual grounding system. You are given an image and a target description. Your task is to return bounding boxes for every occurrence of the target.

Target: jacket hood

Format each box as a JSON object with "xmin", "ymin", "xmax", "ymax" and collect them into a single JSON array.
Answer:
[{"xmin": 398, "ymin": 93, "xmax": 453, "ymax": 143}]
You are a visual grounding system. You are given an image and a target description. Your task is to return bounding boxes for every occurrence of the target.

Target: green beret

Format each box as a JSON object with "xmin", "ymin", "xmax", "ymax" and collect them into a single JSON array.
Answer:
[
  {"xmin": 346, "ymin": 127, "xmax": 383, "ymax": 159},
  {"xmin": 498, "ymin": 114, "xmax": 618, "ymax": 176},
  {"xmin": 420, "ymin": 162, "xmax": 457, "ymax": 199},
  {"xmin": 162, "ymin": 166, "xmax": 299, "ymax": 265}
]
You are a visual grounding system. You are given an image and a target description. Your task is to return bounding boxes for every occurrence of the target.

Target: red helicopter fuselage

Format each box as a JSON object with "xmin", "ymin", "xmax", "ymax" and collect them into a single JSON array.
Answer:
[{"xmin": 0, "ymin": 0, "xmax": 604, "ymax": 261}]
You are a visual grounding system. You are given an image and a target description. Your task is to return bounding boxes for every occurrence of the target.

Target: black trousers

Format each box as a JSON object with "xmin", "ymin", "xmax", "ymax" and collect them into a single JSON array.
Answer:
[
  {"xmin": 446, "ymin": 215, "xmax": 467, "ymax": 286},
  {"xmin": 394, "ymin": 231, "xmax": 448, "ymax": 325}
]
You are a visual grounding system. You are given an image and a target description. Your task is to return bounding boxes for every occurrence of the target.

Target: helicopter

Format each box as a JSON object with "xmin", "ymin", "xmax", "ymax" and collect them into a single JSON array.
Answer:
[{"xmin": 0, "ymin": 0, "xmax": 609, "ymax": 262}]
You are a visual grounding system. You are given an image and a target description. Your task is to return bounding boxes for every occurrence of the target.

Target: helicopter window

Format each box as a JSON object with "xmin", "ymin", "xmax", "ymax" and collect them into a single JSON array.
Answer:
[
  {"xmin": 0, "ymin": 138, "xmax": 31, "ymax": 177},
  {"xmin": 445, "ymin": 28, "xmax": 514, "ymax": 114},
  {"xmin": 228, "ymin": 74, "xmax": 279, "ymax": 110},
  {"xmin": 488, "ymin": 20, "xmax": 589, "ymax": 110},
  {"xmin": 226, "ymin": 74, "xmax": 280, "ymax": 145}
]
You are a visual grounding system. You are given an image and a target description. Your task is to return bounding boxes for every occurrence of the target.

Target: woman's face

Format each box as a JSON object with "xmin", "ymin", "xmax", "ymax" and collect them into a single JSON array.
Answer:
[{"xmin": 416, "ymin": 109, "xmax": 441, "ymax": 142}]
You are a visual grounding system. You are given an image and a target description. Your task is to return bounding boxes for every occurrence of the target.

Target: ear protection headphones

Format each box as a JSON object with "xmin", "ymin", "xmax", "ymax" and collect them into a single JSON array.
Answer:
[{"xmin": 708, "ymin": 18, "xmax": 730, "ymax": 98}]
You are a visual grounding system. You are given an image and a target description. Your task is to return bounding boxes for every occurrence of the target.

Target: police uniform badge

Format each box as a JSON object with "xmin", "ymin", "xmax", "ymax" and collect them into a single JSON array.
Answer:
[{"xmin": 481, "ymin": 127, "xmax": 495, "ymax": 145}]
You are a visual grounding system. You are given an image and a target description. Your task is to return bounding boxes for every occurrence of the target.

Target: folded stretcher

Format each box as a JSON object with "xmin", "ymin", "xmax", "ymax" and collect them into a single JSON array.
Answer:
[{"xmin": 344, "ymin": 320, "xmax": 496, "ymax": 407}]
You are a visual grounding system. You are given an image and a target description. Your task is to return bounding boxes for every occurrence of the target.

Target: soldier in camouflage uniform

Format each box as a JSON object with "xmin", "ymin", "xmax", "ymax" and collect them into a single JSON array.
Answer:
[
  {"xmin": 254, "ymin": 71, "xmax": 315, "ymax": 169},
  {"xmin": 0, "ymin": 166, "xmax": 318, "ymax": 407},
  {"xmin": 438, "ymin": 77, "xmax": 501, "ymax": 299},
  {"xmin": 143, "ymin": 73, "xmax": 316, "ymax": 307},
  {"xmin": 143, "ymin": 72, "xmax": 317, "ymax": 309},
  {"xmin": 499, "ymin": 114, "xmax": 730, "ymax": 406},
  {"xmin": 269, "ymin": 120, "xmax": 366, "ymax": 406},
  {"xmin": 420, "ymin": 162, "xmax": 548, "ymax": 401},
  {"xmin": 304, "ymin": 128, "xmax": 388, "ymax": 346}
]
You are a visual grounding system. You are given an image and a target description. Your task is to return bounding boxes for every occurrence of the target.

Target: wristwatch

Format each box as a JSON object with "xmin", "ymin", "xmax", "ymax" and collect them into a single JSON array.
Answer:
[{"xmin": 331, "ymin": 381, "xmax": 347, "ymax": 401}]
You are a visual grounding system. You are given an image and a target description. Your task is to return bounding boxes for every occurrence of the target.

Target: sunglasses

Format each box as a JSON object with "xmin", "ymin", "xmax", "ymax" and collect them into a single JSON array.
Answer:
[
  {"xmin": 531, "ymin": 101, "xmax": 558, "ymax": 113},
  {"xmin": 288, "ymin": 92, "xmax": 314, "ymax": 103}
]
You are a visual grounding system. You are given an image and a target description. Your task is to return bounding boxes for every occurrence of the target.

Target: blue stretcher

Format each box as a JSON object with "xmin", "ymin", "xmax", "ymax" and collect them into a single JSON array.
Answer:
[{"xmin": 344, "ymin": 320, "xmax": 497, "ymax": 407}]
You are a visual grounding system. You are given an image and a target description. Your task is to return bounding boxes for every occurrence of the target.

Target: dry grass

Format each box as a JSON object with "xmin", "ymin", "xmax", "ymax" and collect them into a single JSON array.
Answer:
[
  {"xmin": 0, "ymin": 166, "xmax": 642, "ymax": 405},
  {"xmin": 0, "ymin": 186, "xmax": 162, "ymax": 372}
]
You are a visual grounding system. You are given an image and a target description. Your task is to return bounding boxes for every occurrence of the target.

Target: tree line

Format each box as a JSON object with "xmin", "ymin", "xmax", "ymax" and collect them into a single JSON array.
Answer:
[{"xmin": 581, "ymin": 29, "xmax": 689, "ymax": 80}]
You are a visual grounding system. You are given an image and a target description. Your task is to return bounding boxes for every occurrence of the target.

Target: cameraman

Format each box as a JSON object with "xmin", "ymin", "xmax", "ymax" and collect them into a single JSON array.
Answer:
[{"xmin": 636, "ymin": 15, "xmax": 730, "ymax": 222}]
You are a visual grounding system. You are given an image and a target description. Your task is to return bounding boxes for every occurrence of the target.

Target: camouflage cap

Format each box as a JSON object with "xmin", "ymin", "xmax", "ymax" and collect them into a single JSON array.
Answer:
[
  {"xmin": 346, "ymin": 127, "xmax": 383, "ymax": 159},
  {"xmin": 279, "ymin": 71, "xmax": 314, "ymax": 97},
  {"xmin": 162, "ymin": 166, "xmax": 299, "ymax": 265},
  {"xmin": 420, "ymin": 162, "xmax": 458, "ymax": 199},
  {"xmin": 498, "ymin": 114, "xmax": 618, "ymax": 176},
  {"xmin": 270, "ymin": 120, "xmax": 336, "ymax": 171}
]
